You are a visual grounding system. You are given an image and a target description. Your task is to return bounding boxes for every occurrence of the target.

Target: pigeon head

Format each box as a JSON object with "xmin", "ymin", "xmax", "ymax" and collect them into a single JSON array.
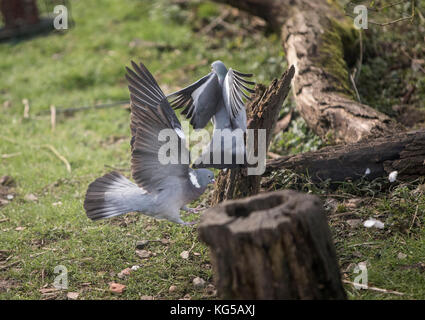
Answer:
[
  {"xmin": 211, "ymin": 60, "xmax": 228, "ymax": 82},
  {"xmin": 191, "ymin": 169, "xmax": 215, "ymax": 190}
]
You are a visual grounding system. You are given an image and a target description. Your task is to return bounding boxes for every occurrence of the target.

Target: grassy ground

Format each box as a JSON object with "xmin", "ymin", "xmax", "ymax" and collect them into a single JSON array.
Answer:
[{"xmin": 0, "ymin": 0, "xmax": 424, "ymax": 299}]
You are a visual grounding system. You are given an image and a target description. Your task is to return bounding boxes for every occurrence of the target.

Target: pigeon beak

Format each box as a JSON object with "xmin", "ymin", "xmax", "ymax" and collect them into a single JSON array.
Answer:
[{"xmin": 211, "ymin": 179, "xmax": 215, "ymax": 185}]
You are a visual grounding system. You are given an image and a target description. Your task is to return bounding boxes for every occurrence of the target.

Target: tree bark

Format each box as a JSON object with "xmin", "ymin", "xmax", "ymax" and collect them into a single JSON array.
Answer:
[
  {"xmin": 199, "ymin": 190, "xmax": 347, "ymax": 299},
  {"xmin": 212, "ymin": 0, "xmax": 398, "ymax": 144},
  {"xmin": 264, "ymin": 130, "xmax": 425, "ymax": 183},
  {"xmin": 211, "ymin": 66, "xmax": 295, "ymax": 205}
]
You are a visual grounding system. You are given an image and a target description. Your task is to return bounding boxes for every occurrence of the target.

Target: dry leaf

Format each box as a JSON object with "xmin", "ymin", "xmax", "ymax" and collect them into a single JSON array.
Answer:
[
  {"xmin": 39, "ymin": 288, "xmax": 59, "ymax": 294},
  {"xmin": 140, "ymin": 295, "xmax": 154, "ymax": 300},
  {"xmin": 136, "ymin": 249, "xmax": 152, "ymax": 259},
  {"xmin": 67, "ymin": 292, "xmax": 79, "ymax": 300},
  {"xmin": 109, "ymin": 282, "xmax": 126, "ymax": 294},
  {"xmin": 193, "ymin": 277, "xmax": 206, "ymax": 290},
  {"xmin": 24, "ymin": 194, "xmax": 38, "ymax": 202},
  {"xmin": 180, "ymin": 250, "xmax": 189, "ymax": 259},
  {"xmin": 15, "ymin": 226, "xmax": 25, "ymax": 231},
  {"xmin": 118, "ymin": 267, "xmax": 132, "ymax": 279}
]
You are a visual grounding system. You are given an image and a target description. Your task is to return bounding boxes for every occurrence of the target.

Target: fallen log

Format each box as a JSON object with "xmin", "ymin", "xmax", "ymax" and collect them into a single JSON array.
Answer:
[
  {"xmin": 212, "ymin": 0, "xmax": 398, "ymax": 144},
  {"xmin": 211, "ymin": 66, "xmax": 295, "ymax": 205},
  {"xmin": 199, "ymin": 190, "xmax": 347, "ymax": 299},
  {"xmin": 264, "ymin": 130, "xmax": 425, "ymax": 182}
]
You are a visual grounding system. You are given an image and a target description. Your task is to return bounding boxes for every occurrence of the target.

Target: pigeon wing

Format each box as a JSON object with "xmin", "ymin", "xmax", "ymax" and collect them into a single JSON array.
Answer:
[
  {"xmin": 167, "ymin": 72, "xmax": 221, "ymax": 129},
  {"xmin": 126, "ymin": 62, "xmax": 190, "ymax": 193},
  {"xmin": 222, "ymin": 68, "xmax": 255, "ymax": 122},
  {"xmin": 126, "ymin": 61, "xmax": 182, "ymax": 149}
]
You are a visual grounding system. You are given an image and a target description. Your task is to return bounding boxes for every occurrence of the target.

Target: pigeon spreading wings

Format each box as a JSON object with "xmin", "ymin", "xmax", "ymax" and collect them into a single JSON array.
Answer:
[
  {"xmin": 83, "ymin": 61, "xmax": 214, "ymax": 225},
  {"xmin": 125, "ymin": 61, "xmax": 191, "ymax": 193},
  {"xmin": 167, "ymin": 61, "xmax": 255, "ymax": 131}
]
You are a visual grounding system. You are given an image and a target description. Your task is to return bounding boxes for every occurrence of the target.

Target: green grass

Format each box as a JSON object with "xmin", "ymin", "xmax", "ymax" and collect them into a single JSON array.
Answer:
[{"xmin": 1, "ymin": 0, "xmax": 424, "ymax": 300}]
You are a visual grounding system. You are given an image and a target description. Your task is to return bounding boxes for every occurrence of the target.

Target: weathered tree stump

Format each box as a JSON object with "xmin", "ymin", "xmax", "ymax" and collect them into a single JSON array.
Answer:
[
  {"xmin": 211, "ymin": 66, "xmax": 295, "ymax": 205},
  {"xmin": 199, "ymin": 190, "xmax": 346, "ymax": 299}
]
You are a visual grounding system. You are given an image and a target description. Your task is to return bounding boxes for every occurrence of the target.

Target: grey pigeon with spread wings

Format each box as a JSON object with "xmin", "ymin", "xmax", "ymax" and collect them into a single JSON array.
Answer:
[
  {"xmin": 84, "ymin": 61, "xmax": 215, "ymax": 225},
  {"xmin": 167, "ymin": 60, "xmax": 255, "ymax": 169}
]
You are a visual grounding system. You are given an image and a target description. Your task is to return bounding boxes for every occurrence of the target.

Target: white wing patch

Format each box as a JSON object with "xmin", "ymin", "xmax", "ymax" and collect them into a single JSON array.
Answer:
[{"xmin": 189, "ymin": 171, "xmax": 201, "ymax": 188}]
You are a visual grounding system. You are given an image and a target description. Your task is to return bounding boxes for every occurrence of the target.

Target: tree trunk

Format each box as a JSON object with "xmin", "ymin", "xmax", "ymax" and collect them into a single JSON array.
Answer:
[
  {"xmin": 264, "ymin": 130, "xmax": 425, "ymax": 183},
  {"xmin": 199, "ymin": 190, "xmax": 347, "ymax": 299},
  {"xmin": 211, "ymin": 66, "xmax": 294, "ymax": 205},
  {"xmin": 212, "ymin": 0, "xmax": 398, "ymax": 144},
  {"xmin": 0, "ymin": 0, "xmax": 40, "ymax": 29}
]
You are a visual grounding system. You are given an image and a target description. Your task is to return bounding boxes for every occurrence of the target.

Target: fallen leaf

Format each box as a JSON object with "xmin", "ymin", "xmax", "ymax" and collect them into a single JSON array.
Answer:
[
  {"xmin": 66, "ymin": 292, "xmax": 79, "ymax": 300},
  {"xmin": 118, "ymin": 267, "xmax": 132, "ymax": 279},
  {"xmin": 193, "ymin": 277, "xmax": 206, "ymax": 290},
  {"xmin": 109, "ymin": 282, "xmax": 126, "ymax": 294},
  {"xmin": 136, "ymin": 249, "xmax": 152, "ymax": 259},
  {"xmin": 15, "ymin": 226, "xmax": 25, "ymax": 231},
  {"xmin": 140, "ymin": 295, "xmax": 154, "ymax": 300},
  {"xmin": 160, "ymin": 238, "xmax": 170, "ymax": 245},
  {"xmin": 180, "ymin": 250, "xmax": 189, "ymax": 259},
  {"xmin": 24, "ymin": 194, "xmax": 38, "ymax": 202},
  {"xmin": 398, "ymin": 253, "xmax": 407, "ymax": 260}
]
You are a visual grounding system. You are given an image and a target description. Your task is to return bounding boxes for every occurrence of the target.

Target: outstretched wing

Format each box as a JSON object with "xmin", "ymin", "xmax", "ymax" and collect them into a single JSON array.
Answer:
[
  {"xmin": 126, "ymin": 62, "xmax": 190, "ymax": 193},
  {"xmin": 126, "ymin": 61, "xmax": 182, "ymax": 145},
  {"xmin": 167, "ymin": 72, "xmax": 221, "ymax": 129},
  {"xmin": 222, "ymin": 68, "xmax": 255, "ymax": 120}
]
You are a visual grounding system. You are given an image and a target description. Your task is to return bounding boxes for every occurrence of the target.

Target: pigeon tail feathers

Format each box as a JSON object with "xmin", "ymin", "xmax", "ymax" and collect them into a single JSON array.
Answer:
[{"xmin": 84, "ymin": 171, "xmax": 138, "ymax": 221}]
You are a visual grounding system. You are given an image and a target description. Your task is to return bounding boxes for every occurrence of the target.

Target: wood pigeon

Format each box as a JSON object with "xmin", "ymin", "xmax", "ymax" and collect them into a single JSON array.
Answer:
[
  {"xmin": 167, "ymin": 60, "xmax": 255, "ymax": 169},
  {"xmin": 84, "ymin": 61, "xmax": 215, "ymax": 225}
]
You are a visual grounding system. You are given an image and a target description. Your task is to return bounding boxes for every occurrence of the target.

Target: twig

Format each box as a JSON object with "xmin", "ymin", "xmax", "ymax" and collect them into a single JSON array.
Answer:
[
  {"xmin": 409, "ymin": 204, "xmax": 419, "ymax": 231},
  {"xmin": 37, "ymin": 100, "xmax": 130, "ymax": 115},
  {"xmin": 0, "ymin": 260, "xmax": 21, "ymax": 271},
  {"xmin": 200, "ymin": 10, "xmax": 230, "ymax": 35},
  {"xmin": 347, "ymin": 242, "xmax": 378, "ymax": 248},
  {"xmin": 343, "ymin": 280, "xmax": 405, "ymax": 296},
  {"xmin": 50, "ymin": 105, "xmax": 56, "ymax": 132},
  {"xmin": 22, "ymin": 99, "xmax": 30, "ymax": 119},
  {"xmin": 350, "ymin": 71, "xmax": 362, "ymax": 103},
  {"xmin": 267, "ymin": 151, "xmax": 281, "ymax": 159},
  {"xmin": 42, "ymin": 144, "xmax": 71, "ymax": 173},
  {"xmin": 354, "ymin": 29, "xmax": 363, "ymax": 83},
  {"xmin": 1, "ymin": 152, "xmax": 22, "ymax": 159}
]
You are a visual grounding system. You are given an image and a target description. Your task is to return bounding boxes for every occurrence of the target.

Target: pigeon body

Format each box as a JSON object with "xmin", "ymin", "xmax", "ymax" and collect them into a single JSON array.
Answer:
[
  {"xmin": 167, "ymin": 60, "xmax": 254, "ymax": 169},
  {"xmin": 84, "ymin": 62, "xmax": 214, "ymax": 225}
]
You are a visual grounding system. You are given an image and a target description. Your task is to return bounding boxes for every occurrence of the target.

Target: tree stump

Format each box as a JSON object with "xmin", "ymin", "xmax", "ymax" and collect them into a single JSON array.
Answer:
[
  {"xmin": 198, "ymin": 190, "xmax": 346, "ymax": 299},
  {"xmin": 211, "ymin": 66, "xmax": 295, "ymax": 205}
]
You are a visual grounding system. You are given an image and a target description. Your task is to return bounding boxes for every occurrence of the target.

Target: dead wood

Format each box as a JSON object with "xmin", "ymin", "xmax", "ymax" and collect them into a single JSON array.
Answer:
[{"xmin": 199, "ymin": 190, "xmax": 347, "ymax": 299}]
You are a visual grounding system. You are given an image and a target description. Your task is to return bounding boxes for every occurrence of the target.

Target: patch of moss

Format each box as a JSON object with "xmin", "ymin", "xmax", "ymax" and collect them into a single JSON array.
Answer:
[{"xmin": 315, "ymin": 18, "xmax": 359, "ymax": 97}]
